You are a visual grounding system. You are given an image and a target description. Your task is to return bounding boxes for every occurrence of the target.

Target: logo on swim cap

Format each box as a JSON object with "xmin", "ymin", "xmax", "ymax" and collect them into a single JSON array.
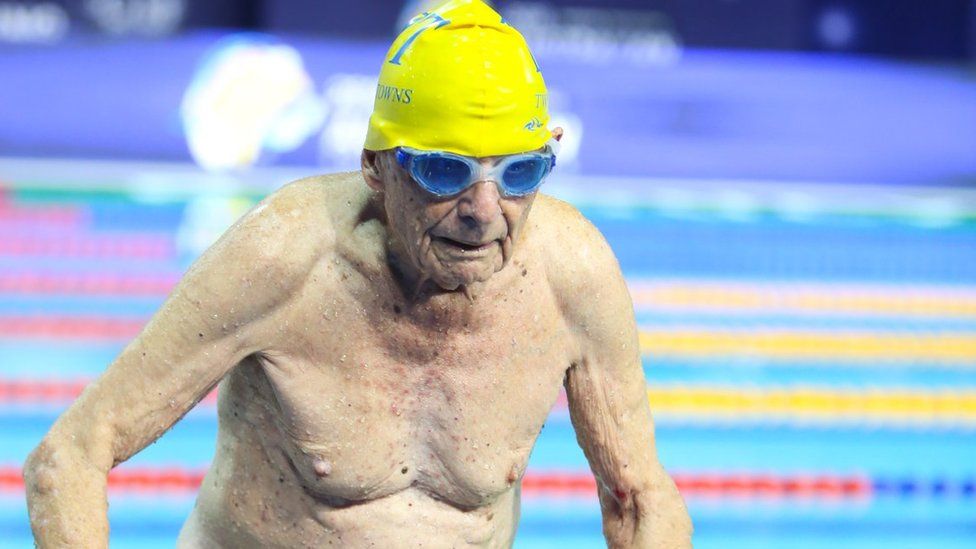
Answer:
[
  {"xmin": 523, "ymin": 117, "xmax": 544, "ymax": 131},
  {"xmin": 363, "ymin": 0, "xmax": 550, "ymax": 157}
]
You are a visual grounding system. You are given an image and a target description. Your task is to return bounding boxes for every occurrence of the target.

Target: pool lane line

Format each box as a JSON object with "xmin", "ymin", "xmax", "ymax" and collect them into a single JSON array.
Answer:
[
  {"xmin": 0, "ymin": 203, "xmax": 85, "ymax": 226},
  {"xmin": 0, "ymin": 380, "xmax": 219, "ymax": 405},
  {"xmin": 638, "ymin": 329, "xmax": 976, "ymax": 364},
  {"xmin": 0, "ymin": 274, "xmax": 178, "ymax": 296},
  {"xmin": 4, "ymin": 317, "xmax": 973, "ymax": 367},
  {"xmin": 4, "ymin": 380, "xmax": 975, "ymax": 426},
  {"xmin": 644, "ymin": 361, "xmax": 976, "ymax": 388},
  {"xmin": 6, "ymin": 272, "xmax": 976, "ymax": 320},
  {"xmin": 8, "ymin": 278, "xmax": 976, "ymax": 319},
  {"xmin": 0, "ymin": 235, "xmax": 175, "ymax": 259},
  {"xmin": 643, "ymin": 386, "xmax": 976, "ymax": 424},
  {"xmin": 525, "ymin": 472, "xmax": 976, "ymax": 499},
  {"xmin": 1, "ymin": 467, "xmax": 972, "ymax": 500},
  {"xmin": 0, "ymin": 317, "xmax": 148, "ymax": 340},
  {"xmin": 628, "ymin": 279, "xmax": 976, "ymax": 318}
]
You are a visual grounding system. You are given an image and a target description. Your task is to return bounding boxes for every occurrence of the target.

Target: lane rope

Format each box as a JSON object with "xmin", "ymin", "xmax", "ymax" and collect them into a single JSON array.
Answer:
[
  {"xmin": 629, "ymin": 280, "xmax": 976, "ymax": 318},
  {"xmin": 1, "ymin": 315, "xmax": 973, "ymax": 368},
  {"xmin": 2, "ymin": 380, "xmax": 974, "ymax": 426},
  {"xmin": 2, "ymin": 467, "xmax": 972, "ymax": 499}
]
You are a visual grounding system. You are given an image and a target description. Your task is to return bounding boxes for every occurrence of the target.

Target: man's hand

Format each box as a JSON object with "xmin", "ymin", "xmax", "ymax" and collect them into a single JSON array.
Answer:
[
  {"xmin": 542, "ymin": 196, "xmax": 693, "ymax": 548},
  {"xmin": 23, "ymin": 181, "xmax": 327, "ymax": 547}
]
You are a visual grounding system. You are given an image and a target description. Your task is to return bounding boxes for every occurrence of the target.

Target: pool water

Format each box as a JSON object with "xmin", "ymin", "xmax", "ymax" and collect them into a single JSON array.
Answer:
[{"xmin": 1, "ymin": 164, "xmax": 974, "ymax": 548}]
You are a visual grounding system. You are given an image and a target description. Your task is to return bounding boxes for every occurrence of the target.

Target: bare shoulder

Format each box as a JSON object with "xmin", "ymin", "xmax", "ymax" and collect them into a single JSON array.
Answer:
[
  {"xmin": 183, "ymin": 172, "xmax": 363, "ymax": 315},
  {"xmin": 221, "ymin": 171, "xmax": 366, "ymax": 263},
  {"xmin": 528, "ymin": 193, "xmax": 636, "ymax": 360},
  {"xmin": 529, "ymin": 193, "xmax": 628, "ymax": 317},
  {"xmin": 212, "ymin": 178, "xmax": 326, "ymax": 271}
]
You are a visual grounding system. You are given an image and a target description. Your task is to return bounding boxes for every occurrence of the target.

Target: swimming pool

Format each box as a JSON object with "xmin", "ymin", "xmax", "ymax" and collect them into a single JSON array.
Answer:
[{"xmin": 1, "ymin": 160, "xmax": 974, "ymax": 548}]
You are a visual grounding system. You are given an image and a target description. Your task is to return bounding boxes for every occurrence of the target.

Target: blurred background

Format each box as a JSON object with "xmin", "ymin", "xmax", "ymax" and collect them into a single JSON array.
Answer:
[{"xmin": 1, "ymin": 0, "xmax": 975, "ymax": 547}]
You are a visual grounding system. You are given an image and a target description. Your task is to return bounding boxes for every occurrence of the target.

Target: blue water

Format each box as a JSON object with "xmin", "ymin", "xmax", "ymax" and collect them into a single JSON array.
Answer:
[{"xmin": 1, "ymin": 171, "xmax": 974, "ymax": 548}]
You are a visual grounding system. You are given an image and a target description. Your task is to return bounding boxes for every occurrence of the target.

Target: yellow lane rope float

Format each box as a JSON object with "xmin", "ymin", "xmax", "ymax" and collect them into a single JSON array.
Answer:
[
  {"xmin": 646, "ymin": 386, "xmax": 976, "ymax": 424},
  {"xmin": 639, "ymin": 329, "xmax": 976, "ymax": 364},
  {"xmin": 629, "ymin": 280, "xmax": 976, "ymax": 318}
]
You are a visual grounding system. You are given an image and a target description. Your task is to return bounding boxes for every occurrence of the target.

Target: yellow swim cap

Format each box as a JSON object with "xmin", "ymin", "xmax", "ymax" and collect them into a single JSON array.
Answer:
[{"xmin": 363, "ymin": 0, "xmax": 550, "ymax": 157}]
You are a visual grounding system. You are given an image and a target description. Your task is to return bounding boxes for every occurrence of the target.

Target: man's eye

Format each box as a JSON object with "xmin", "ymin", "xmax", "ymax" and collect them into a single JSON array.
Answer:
[{"xmin": 435, "ymin": 159, "xmax": 460, "ymax": 172}]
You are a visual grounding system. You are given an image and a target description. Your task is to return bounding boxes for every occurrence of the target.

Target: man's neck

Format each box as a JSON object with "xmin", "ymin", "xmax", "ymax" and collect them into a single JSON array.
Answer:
[{"xmin": 384, "ymin": 243, "xmax": 488, "ymax": 302}]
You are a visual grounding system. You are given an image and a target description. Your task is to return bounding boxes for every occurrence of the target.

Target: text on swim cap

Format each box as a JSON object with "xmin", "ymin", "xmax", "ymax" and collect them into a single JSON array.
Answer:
[
  {"xmin": 376, "ymin": 84, "xmax": 413, "ymax": 104},
  {"xmin": 388, "ymin": 12, "xmax": 450, "ymax": 66}
]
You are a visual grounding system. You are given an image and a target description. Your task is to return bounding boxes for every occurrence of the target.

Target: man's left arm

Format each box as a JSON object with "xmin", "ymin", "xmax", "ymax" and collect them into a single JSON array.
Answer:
[{"xmin": 551, "ymin": 206, "xmax": 692, "ymax": 548}]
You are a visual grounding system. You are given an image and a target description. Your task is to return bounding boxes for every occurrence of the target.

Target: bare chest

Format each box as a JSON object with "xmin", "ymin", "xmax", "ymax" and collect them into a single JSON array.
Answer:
[{"xmin": 251, "ymin": 274, "xmax": 573, "ymax": 507}]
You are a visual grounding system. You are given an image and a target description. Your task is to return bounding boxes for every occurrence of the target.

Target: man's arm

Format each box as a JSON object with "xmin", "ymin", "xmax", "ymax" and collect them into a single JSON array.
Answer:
[
  {"xmin": 543, "ymin": 198, "xmax": 692, "ymax": 548},
  {"xmin": 23, "ymin": 181, "xmax": 328, "ymax": 548}
]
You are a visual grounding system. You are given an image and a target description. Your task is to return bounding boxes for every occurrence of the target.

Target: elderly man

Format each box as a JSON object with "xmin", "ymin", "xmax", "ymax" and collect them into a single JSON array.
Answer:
[{"xmin": 24, "ymin": 1, "xmax": 692, "ymax": 547}]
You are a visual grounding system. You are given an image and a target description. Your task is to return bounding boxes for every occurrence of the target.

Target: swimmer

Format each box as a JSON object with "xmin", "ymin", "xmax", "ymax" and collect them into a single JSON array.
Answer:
[{"xmin": 24, "ymin": 1, "xmax": 692, "ymax": 547}]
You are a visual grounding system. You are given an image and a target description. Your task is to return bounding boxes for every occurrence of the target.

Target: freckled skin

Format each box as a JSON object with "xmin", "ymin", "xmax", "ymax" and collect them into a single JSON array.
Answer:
[{"xmin": 23, "ymin": 131, "xmax": 692, "ymax": 548}]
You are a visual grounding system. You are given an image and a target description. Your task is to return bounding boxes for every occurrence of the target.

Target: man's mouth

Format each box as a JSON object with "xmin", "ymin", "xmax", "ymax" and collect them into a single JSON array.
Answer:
[{"xmin": 434, "ymin": 236, "xmax": 496, "ymax": 253}]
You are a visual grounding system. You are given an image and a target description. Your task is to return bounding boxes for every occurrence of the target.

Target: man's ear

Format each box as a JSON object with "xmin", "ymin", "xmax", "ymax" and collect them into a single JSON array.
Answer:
[{"xmin": 361, "ymin": 149, "xmax": 385, "ymax": 192}]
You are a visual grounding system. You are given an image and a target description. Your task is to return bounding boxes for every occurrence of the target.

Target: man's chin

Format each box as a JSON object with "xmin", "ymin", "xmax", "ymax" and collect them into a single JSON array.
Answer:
[
  {"xmin": 429, "ymin": 261, "xmax": 503, "ymax": 292},
  {"xmin": 421, "ymin": 246, "xmax": 504, "ymax": 289}
]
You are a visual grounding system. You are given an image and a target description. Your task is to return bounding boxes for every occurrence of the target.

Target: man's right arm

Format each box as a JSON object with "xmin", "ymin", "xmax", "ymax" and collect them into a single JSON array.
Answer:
[{"xmin": 23, "ymin": 181, "xmax": 329, "ymax": 548}]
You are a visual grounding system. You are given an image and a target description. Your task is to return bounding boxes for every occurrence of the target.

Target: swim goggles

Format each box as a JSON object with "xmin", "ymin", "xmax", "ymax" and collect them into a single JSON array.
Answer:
[{"xmin": 395, "ymin": 139, "xmax": 559, "ymax": 198}]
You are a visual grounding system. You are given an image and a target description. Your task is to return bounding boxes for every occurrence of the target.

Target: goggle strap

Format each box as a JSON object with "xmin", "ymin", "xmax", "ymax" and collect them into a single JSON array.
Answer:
[
  {"xmin": 545, "ymin": 137, "xmax": 561, "ymax": 157},
  {"xmin": 395, "ymin": 148, "xmax": 410, "ymax": 169}
]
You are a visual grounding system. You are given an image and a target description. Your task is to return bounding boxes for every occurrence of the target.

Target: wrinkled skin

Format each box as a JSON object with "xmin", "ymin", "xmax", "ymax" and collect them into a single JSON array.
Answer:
[
  {"xmin": 366, "ymin": 148, "xmax": 529, "ymax": 294},
  {"xmin": 24, "ymin": 129, "xmax": 692, "ymax": 548}
]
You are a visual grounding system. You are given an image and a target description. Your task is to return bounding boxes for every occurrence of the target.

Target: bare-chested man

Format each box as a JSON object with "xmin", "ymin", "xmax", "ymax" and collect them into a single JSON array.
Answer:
[{"xmin": 24, "ymin": 1, "xmax": 692, "ymax": 547}]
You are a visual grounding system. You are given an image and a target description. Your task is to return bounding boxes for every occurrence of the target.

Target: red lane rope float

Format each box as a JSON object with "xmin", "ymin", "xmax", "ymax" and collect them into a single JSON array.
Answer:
[
  {"xmin": 0, "ymin": 467, "xmax": 205, "ymax": 493},
  {"xmin": 0, "ymin": 380, "xmax": 218, "ymax": 404},
  {"xmin": 0, "ymin": 317, "xmax": 146, "ymax": 340},
  {"xmin": 0, "ymin": 236, "xmax": 173, "ymax": 259},
  {"xmin": 672, "ymin": 473, "xmax": 871, "ymax": 498},
  {"xmin": 522, "ymin": 472, "xmax": 872, "ymax": 498},
  {"xmin": 0, "ymin": 274, "xmax": 177, "ymax": 296},
  {"xmin": 3, "ymin": 467, "xmax": 959, "ymax": 499},
  {"xmin": 0, "ymin": 379, "xmax": 217, "ymax": 406},
  {"xmin": 0, "ymin": 203, "xmax": 85, "ymax": 226},
  {"xmin": 0, "ymin": 380, "xmax": 89, "ymax": 402},
  {"xmin": 521, "ymin": 472, "xmax": 596, "ymax": 495}
]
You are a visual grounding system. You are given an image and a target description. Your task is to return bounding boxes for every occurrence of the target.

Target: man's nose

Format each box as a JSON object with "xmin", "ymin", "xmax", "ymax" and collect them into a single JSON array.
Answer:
[{"xmin": 456, "ymin": 179, "xmax": 503, "ymax": 225}]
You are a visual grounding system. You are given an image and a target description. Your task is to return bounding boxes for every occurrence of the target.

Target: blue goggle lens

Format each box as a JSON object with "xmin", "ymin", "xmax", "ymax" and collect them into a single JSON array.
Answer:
[
  {"xmin": 501, "ymin": 157, "xmax": 550, "ymax": 195},
  {"xmin": 413, "ymin": 155, "xmax": 472, "ymax": 195}
]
